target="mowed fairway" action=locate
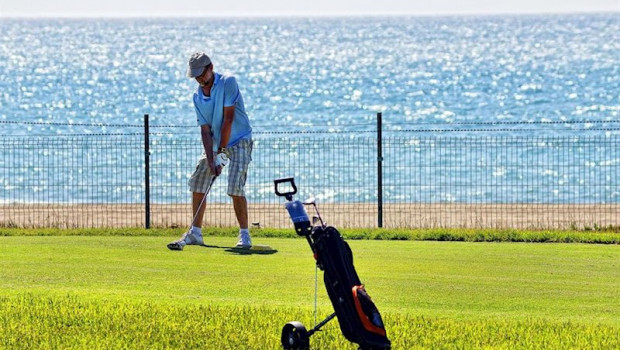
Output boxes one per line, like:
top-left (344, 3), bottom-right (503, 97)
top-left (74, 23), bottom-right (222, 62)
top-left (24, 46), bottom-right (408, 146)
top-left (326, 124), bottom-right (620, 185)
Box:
top-left (0, 235), bottom-right (618, 349)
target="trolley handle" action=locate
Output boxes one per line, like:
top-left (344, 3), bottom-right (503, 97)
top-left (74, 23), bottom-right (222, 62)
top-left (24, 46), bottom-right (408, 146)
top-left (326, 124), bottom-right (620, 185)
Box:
top-left (274, 177), bottom-right (297, 201)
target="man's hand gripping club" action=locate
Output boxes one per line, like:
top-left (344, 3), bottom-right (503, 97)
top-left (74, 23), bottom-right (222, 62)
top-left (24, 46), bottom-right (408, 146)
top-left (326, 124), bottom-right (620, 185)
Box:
top-left (213, 151), bottom-right (229, 176)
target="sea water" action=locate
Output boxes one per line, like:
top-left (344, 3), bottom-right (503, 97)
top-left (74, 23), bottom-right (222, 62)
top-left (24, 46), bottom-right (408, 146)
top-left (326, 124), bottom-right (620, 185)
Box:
top-left (0, 14), bottom-right (618, 203)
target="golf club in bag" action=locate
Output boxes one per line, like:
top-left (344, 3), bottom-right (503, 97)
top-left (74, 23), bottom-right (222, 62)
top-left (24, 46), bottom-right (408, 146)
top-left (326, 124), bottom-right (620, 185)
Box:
top-left (274, 177), bottom-right (391, 350)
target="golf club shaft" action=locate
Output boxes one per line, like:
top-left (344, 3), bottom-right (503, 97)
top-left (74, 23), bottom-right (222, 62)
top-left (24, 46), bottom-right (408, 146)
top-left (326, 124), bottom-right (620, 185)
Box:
top-left (189, 174), bottom-right (216, 228)
top-left (189, 153), bottom-right (228, 229)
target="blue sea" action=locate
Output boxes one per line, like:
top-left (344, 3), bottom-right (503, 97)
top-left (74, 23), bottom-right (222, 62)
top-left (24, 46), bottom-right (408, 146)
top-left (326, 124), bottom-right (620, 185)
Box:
top-left (0, 14), bottom-right (619, 203)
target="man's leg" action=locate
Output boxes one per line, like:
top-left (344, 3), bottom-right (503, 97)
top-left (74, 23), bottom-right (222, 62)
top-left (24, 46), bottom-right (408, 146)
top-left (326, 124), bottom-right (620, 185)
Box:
top-left (231, 195), bottom-right (248, 229)
top-left (166, 192), bottom-right (206, 250)
top-left (167, 155), bottom-right (212, 251)
top-left (227, 139), bottom-right (253, 248)
top-left (232, 195), bottom-right (251, 248)
top-left (192, 191), bottom-right (208, 227)
top-left (187, 154), bottom-right (215, 229)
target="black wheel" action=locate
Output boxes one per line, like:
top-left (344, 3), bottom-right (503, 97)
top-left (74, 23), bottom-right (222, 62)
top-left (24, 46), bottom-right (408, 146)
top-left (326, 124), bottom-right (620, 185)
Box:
top-left (281, 321), bottom-right (310, 349)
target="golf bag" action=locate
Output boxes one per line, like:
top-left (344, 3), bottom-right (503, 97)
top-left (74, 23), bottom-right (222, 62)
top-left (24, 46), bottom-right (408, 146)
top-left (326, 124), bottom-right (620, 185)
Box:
top-left (275, 178), bottom-right (391, 350)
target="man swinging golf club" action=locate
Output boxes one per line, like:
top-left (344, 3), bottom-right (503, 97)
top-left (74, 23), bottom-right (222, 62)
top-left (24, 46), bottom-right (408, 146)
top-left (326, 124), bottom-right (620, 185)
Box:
top-left (168, 52), bottom-right (253, 251)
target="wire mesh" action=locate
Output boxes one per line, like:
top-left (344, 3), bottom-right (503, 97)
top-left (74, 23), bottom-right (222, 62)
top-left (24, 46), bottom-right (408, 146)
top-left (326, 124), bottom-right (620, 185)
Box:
top-left (1, 133), bottom-right (618, 229)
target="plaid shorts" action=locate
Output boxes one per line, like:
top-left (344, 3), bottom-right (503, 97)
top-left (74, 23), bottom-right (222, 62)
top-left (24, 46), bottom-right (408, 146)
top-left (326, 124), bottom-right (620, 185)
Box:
top-left (188, 139), bottom-right (253, 196)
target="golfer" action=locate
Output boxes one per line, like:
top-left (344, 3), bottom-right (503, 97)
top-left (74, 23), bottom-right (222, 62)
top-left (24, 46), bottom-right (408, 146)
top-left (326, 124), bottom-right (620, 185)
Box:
top-left (168, 52), bottom-right (253, 251)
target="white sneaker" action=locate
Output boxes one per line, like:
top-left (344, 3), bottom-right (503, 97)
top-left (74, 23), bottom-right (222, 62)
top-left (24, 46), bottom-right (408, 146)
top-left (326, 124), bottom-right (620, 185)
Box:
top-left (167, 230), bottom-right (204, 251)
top-left (235, 231), bottom-right (252, 249)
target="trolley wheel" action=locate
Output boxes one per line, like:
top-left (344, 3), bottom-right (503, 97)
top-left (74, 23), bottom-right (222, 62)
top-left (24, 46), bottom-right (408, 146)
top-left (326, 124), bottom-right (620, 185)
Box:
top-left (281, 321), bottom-right (310, 349)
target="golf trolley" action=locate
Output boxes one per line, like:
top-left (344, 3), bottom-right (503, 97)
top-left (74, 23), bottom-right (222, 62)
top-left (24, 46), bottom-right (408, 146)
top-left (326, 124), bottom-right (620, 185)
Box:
top-left (274, 178), bottom-right (391, 350)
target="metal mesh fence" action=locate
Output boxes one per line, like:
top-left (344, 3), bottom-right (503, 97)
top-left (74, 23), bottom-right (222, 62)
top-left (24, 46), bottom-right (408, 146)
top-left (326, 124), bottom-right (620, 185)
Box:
top-left (1, 129), bottom-right (618, 229)
top-left (0, 137), bottom-right (145, 227)
top-left (147, 136), bottom-right (380, 229)
top-left (382, 136), bottom-right (619, 229)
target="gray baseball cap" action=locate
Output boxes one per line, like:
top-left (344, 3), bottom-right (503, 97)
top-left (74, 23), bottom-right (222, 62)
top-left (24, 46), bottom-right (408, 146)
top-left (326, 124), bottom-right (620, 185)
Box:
top-left (187, 52), bottom-right (212, 78)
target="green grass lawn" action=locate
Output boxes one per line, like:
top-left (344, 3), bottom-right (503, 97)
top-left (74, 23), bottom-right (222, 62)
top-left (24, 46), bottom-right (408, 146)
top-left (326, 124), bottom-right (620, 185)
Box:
top-left (0, 235), bottom-right (618, 349)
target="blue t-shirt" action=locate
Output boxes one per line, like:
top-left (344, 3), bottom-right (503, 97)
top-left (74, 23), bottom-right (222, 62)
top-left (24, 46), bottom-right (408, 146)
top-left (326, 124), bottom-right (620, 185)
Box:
top-left (193, 73), bottom-right (252, 151)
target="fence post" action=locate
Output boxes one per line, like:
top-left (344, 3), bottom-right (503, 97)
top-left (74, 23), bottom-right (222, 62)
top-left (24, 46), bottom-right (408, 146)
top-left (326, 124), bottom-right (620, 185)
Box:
top-left (377, 112), bottom-right (383, 228)
top-left (144, 114), bottom-right (151, 229)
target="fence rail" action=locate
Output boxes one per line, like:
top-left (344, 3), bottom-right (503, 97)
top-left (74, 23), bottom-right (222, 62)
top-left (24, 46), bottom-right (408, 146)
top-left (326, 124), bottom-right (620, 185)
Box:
top-left (1, 115), bottom-right (619, 230)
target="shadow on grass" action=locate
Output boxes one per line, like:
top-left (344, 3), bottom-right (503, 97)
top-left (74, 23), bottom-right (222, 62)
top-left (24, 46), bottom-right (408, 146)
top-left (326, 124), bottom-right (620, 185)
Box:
top-left (201, 244), bottom-right (278, 255)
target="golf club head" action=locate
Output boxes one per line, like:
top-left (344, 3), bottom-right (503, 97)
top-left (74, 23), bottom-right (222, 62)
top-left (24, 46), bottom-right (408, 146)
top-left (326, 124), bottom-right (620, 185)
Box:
top-left (312, 216), bottom-right (322, 226)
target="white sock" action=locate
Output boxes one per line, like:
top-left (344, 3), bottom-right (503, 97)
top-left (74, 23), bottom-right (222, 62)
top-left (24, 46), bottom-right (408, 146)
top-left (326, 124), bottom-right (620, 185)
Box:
top-left (191, 226), bottom-right (202, 235)
top-left (239, 228), bottom-right (249, 236)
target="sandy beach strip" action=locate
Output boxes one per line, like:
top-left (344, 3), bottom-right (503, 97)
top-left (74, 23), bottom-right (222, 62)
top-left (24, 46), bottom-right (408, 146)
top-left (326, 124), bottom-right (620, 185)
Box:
top-left (1, 203), bottom-right (618, 230)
